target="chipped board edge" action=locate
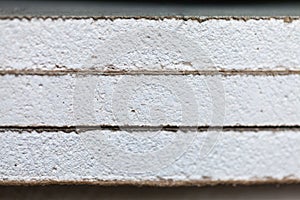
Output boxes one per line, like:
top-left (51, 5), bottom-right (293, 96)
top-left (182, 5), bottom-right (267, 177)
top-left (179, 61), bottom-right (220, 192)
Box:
top-left (1, 178), bottom-right (300, 187)
top-left (0, 16), bottom-right (298, 23)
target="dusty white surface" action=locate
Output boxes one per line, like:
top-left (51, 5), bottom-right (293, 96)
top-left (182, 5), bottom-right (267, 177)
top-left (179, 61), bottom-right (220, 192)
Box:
top-left (1, 18), bottom-right (300, 71)
top-left (0, 130), bottom-right (299, 184)
top-left (1, 16), bottom-right (300, 187)
top-left (0, 74), bottom-right (299, 126)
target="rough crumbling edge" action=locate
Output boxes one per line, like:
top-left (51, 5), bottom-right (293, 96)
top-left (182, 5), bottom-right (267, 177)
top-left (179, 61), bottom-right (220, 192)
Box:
top-left (1, 69), bottom-right (300, 76)
top-left (0, 178), bottom-right (299, 187)
top-left (1, 125), bottom-right (300, 133)
top-left (0, 16), bottom-right (298, 23)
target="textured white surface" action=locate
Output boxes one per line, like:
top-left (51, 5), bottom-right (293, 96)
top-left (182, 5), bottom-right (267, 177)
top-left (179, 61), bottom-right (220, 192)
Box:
top-left (1, 18), bottom-right (300, 71)
top-left (1, 16), bottom-right (300, 186)
top-left (0, 130), bottom-right (299, 184)
top-left (0, 74), bottom-right (299, 126)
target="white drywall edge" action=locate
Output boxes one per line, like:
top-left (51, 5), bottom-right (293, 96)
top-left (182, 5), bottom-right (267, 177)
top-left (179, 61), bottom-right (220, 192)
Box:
top-left (1, 18), bottom-right (300, 71)
top-left (0, 129), bottom-right (299, 186)
top-left (0, 74), bottom-right (299, 126)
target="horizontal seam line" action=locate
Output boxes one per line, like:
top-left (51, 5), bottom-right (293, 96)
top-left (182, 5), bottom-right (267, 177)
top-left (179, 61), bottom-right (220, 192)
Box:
top-left (0, 69), bottom-right (300, 76)
top-left (0, 178), bottom-right (299, 187)
top-left (0, 16), bottom-right (298, 22)
top-left (0, 125), bottom-right (300, 133)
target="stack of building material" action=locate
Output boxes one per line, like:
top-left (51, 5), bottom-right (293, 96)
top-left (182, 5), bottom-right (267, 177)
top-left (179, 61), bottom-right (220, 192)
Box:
top-left (0, 3), bottom-right (300, 186)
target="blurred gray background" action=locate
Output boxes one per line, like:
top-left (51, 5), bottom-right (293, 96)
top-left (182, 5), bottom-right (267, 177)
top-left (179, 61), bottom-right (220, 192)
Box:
top-left (0, 185), bottom-right (300, 200)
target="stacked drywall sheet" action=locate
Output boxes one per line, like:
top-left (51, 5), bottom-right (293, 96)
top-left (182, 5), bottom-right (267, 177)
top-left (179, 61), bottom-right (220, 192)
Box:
top-left (0, 8), bottom-right (300, 186)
